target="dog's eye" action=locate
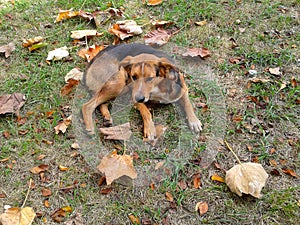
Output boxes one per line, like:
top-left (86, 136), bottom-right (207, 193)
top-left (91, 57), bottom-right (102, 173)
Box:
top-left (131, 75), bottom-right (137, 80)
top-left (156, 68), bottom-right (160, 77)
top-left (145, 77), bottom-right (154, 82)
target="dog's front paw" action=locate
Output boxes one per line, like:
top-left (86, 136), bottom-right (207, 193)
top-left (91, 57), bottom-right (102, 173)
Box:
top-left (144, 122), bottom-right (157, 141)
top-left (188, 117), bottom-right (202, 133)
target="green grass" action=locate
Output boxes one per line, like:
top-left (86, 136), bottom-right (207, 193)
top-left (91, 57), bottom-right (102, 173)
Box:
top-left (1, 0), bottom-right (300, 224)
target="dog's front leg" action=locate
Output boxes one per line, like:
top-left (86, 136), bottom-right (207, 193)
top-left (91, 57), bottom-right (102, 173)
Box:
top-left (178, 92), bottom-right (202, 133)
top-left (135, 103), bottom-right (156, 141)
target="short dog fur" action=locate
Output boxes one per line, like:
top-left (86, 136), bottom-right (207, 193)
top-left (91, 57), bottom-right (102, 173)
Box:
top-left (82, 43), bottom-right (202, 141)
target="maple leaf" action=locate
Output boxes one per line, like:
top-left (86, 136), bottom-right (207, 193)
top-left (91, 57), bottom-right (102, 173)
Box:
top-left (226, 162), bottom-right (268, 198)
top-left (46, 46), bottom-right (69, 61)
top-left (109, 20), bottom-right (143, 40)
top-left (70, 30), bottom-right (103, 39)
top-left (0, 207), bottom-right (36, 225)
top-left (144, 28), bottom-right (171, 46)
top-left (0, 93), bottom-right (26, 116)
top-left (97, 151), bottom-right (137, 185)
top-left (182, 47), bottom-right (211, 58)
top-left (55, 9), bottom-right (79, 23)
top-left (0, 42), bottom-right (15, 58)
top-left (99, 122), bottom-right (132, 140)
top-left (77, 44), bottom-right (105, 62)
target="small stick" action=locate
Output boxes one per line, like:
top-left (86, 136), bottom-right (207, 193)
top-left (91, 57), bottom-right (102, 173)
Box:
top-left (21, 179), bottom-right (33, 208)
top-left (224, 140), bottom-right (242, 165)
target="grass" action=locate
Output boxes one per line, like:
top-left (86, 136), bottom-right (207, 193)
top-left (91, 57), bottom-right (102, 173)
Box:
top-left (1, 0), bottom-right (300, 224)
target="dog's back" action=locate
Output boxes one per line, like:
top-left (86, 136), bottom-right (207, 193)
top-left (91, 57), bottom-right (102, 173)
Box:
top-left (83, 44), bottom-right (174, 93)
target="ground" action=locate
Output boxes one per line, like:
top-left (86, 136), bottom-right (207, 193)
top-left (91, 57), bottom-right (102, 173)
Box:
top-left (0, 0), bottom-right (299, 225)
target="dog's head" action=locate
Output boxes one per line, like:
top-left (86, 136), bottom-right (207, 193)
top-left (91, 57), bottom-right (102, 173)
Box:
top-left (119, 54), bottom-right (185, 103)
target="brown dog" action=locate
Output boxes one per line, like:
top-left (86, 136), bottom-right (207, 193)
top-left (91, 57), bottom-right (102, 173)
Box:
top-left (82, 43), bottom-right (202, 141)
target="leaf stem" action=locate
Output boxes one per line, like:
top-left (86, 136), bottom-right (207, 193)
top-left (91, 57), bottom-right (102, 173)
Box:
top-left (21, 179), bottom-right (32, 208)
top-left (224, 140), bottom-right (242, 165)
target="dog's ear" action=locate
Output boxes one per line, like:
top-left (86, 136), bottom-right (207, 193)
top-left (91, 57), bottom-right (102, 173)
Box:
top-left (158, 58), bottom-right (179, 80)
top-left (119, 56), bottom-right (134, 73)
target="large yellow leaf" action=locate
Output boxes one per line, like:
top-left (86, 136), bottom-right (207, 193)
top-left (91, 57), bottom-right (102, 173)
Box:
top-left (0, 207), bottom-right (36, 225)
top-left (98, 151), bottom-right (137, 185)
top-left (225, 162), bottom-right (268, 198)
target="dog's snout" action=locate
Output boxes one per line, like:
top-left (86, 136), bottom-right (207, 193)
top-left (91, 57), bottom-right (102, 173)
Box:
top-left (135, 95), bottom-right (145, 103)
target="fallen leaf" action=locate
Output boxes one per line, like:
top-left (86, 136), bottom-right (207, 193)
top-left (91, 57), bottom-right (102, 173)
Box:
top-left (22, 36), bottom-right (44, 48)
top-left (268, 67), bottom-right (281, 76)
top-left (154, 161), bottom-right (165, 170)
top-left (54, 115), bottom-right (72, 134)
top-left (146, 0), bottom-right (163, 6)
top-left (151, 20), bottom-right (173, 27)
top-left (30, 164), bottom-right (49, 174)
top-left (58, 165), bottom-right (69, 171)
top-left (290, 76), bottom-right (298, 87)
top-left (36, 154), bottom-right (46, 160)
top-left (193, 174), bottom-right (201, 189)
top-left (63, 213), bottom-right (85, 225)
top-left (109, 20), bottom-right (143, 40)
top-left (225, 162), bottom-right (268, 198)
top-left (195, 20), bottom-right (207, 26)
top-left (41, 188), bottom-right (52, 197)
top-left (195, 202), bottom-right (208, 216)
top-left (211, 174), bottom-right (225, 183)
top-left (55, 9), bottom-right (79, 23)
top-left (46, 46), bottom-right (69, 61)
top-left (99, 122), bottom-right (132, 140)
top-left (248, 77), bottom-right (270, 84)
top-left (44, 200), bottom-right (50, 208)
top-left (165, 192), bottom-right (173, 202)
top-left (51, 206), bottom-right (72, 223)
top-left (0, 193), bottom-right (7, 198)
top-left (70, 30), bottom-right (103, 39)
top-left (282, 168), bottom-right (297, 177)
top-left (0, 42), bottom-right (15, 58)
top-left (0, 207), bottom-right (36, 225)
top-left (0, 93), bottom-right (26, 115)
top-left (64, 68), bottom-right (83, 83)
top-left (100, 187), bottom-right (113, 194)
top-left (60, 78), bottom-right (80, 96)
top-left (28, 42), bottom-right (48, 52)
top-left (128, 214), bottom-right (140, 225)
top-left (269, 159), bottom-right (277, 166)
top-left (0, 156), bottom-right (10, 163)
top-left (97, 150), bottom-right (137, 185)
top-left (77, 44), bottom-right (105, 62)
top-left (144, 28), bottom-right (171, 46)
top-left (182, 47), bottom-right (210, 58)
top-left (270, 169), bottom-right (281, 176)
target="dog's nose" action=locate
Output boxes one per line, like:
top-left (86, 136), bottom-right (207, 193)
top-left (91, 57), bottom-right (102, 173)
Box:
top-left (135, 95), bottom-right (145, 103)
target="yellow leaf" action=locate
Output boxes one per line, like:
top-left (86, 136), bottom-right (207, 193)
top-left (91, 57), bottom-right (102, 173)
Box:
top-left (128, 214), bottom-right (140, 224)
top-left (0, 207), bottom-right (36, 225)
top-left (22, 36), bottom-right (44, 48)
top-left (58, 165), bottom-right (69, 171)
top-left (211, 174), bottom-right (225, 183)
top-left (55, 9), bottom-right (79, 23)
top-left (97, 151), bottom-right (137, 185)
top-left (195, 20), bottom-right (207, 26)
top-left (147, 0), bottom-right (163, 6)
top-left (225, 162), bottom-right (268, 198)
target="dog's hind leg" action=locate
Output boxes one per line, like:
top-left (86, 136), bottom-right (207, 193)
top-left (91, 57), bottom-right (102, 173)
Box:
top-left (135, 103), bottom-right (156, 141)
top-left (99, 103), bottom-right (112, 127)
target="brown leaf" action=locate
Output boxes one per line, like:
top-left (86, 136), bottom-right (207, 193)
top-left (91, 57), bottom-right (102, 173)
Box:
top-left (109, 20), bottom-right (143, 40)
top-left (54, 115), bottom-right (72, 134)
top-left (0, 193), bottom-right (7, 198)
top-left (290, 76), bottom-right (298, 87)
top-left (36, 154), bottom-right (46, 160)
top-left (44, 200), bottom-right (50, 208)
top-left (144, 28), bottom-right (171, 46)
top-left (128, 214), bottom-right (141, 224)
top-left (270, 169), bottom-right (281, 176)
top-left (193, 174), bottom-right (201, 189)
top-left (146, 0), bottom-right (163, 6)
top-left (225, 162), bottom-right (268, 198)
top-left (182, 47), bottom-right (210, 58)
top-left (0, 42), bottom-right (15, 58)
top-left (22, 36), bottom-right (44, 48)
top-left (0, 93), bottom-right (26, 115)
top-left (41, 188), bottom-right (52, 197)
top-left (178, 179), bottom-right (187, 190)
top-left (55, 9), bottom-right (79, 23)
top-left (0, 207), bottom-right (36, 225)
top-left (51, 206), bottom-right (72, 223)
top-left (97, 150), bottom-right (137, 185)
top-left (30, 164), bottom-right (49, 174)
top-left (195, 20), bottom-right (207, 26)
top-left (0, 156), bottom-right (10, 163)
top-left (77, 45), bottom-right (105, 62)
top-left (100, 187), bottom-right (113, 194)
top-left (2, 131), bottom-right (10, 139)
top-left (99, 122), bottom-right (132, 140)
top-left (165, 192), bottom-right (174, 202)
top-left (282, 168), bottom-right (297, 177)
top-left (60, 78), bottom-right (79, 96)
top-left (195, 202), bottom-right (208, 216)
top-left (211, 174), bottom-right (225, 183)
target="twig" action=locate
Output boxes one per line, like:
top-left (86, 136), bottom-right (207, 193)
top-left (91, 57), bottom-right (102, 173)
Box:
top-left (224, 140), bottom-right (242, 165)
top-left (21, 179), bottom-right (32, 208)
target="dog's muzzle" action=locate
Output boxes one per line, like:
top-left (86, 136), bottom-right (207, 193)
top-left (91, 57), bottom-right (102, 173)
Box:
top-left (135, 95), bottom-right (146, 103)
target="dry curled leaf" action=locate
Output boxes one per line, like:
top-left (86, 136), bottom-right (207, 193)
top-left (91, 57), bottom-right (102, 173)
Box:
top-left (211, 174), bottom-right (225, 183)
top-left (51, 206), bottom-right (72, 223)
top-left (30, 164), bottom-right (49, 174)
top-left (195, 202), bottom-right (208, 216)
top-left (70, 30), bottom-right (103, 39)
top-left (225, 162), bottom-right (268, 198)
top-left (109, 20), bottom-right (143, 40)
top-left (22, 36), bottom-right (44, 48)
top-left (0, 93), bottom-right (26, 115)
top-left (146, 0), bottom-right (163, 6)
top-left (55, 9), bottom-right (79, 23)
top-left (99, 122), bottom-right (132, 140)
top-left (282, 168), bottom-right (297, 177)
top-left (0, 42), bottom-right (15, 58)
top-left (182, 47), bottom-right (210, 58)
top-left (60, 78), bottom-right (79, 96)
top-left (63, 213), bottom-right (85, 225)
top-left (77, 44), bottom-right (105, 62)
top-left (195, 20), bottom-right (207, 26)
top-left (64, 68), bottom-right (83, 83)
top-left (128, 214), bottom-right (140, 225)
top-left (0, 207), bottom-right (36, 225)
top-left (144, 28), bottom-right (171, 46)
top-left (46, 46), bottom-right (69, 61)
top-left (54, 115), bottom-right (72, 134)
top-left (41, 188), bottom-right (52, 197)
top-left (268, 67), bottom-right (281, 76)
top-left (97, 150), bottom-right (137, 185)
top-left (165, 192), bottom-right (174, 202)
top-left (58, 165), bottom-right (69, 171)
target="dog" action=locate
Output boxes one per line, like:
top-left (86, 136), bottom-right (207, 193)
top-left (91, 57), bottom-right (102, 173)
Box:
top-left (82, 43), bottom-right (202, 141)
